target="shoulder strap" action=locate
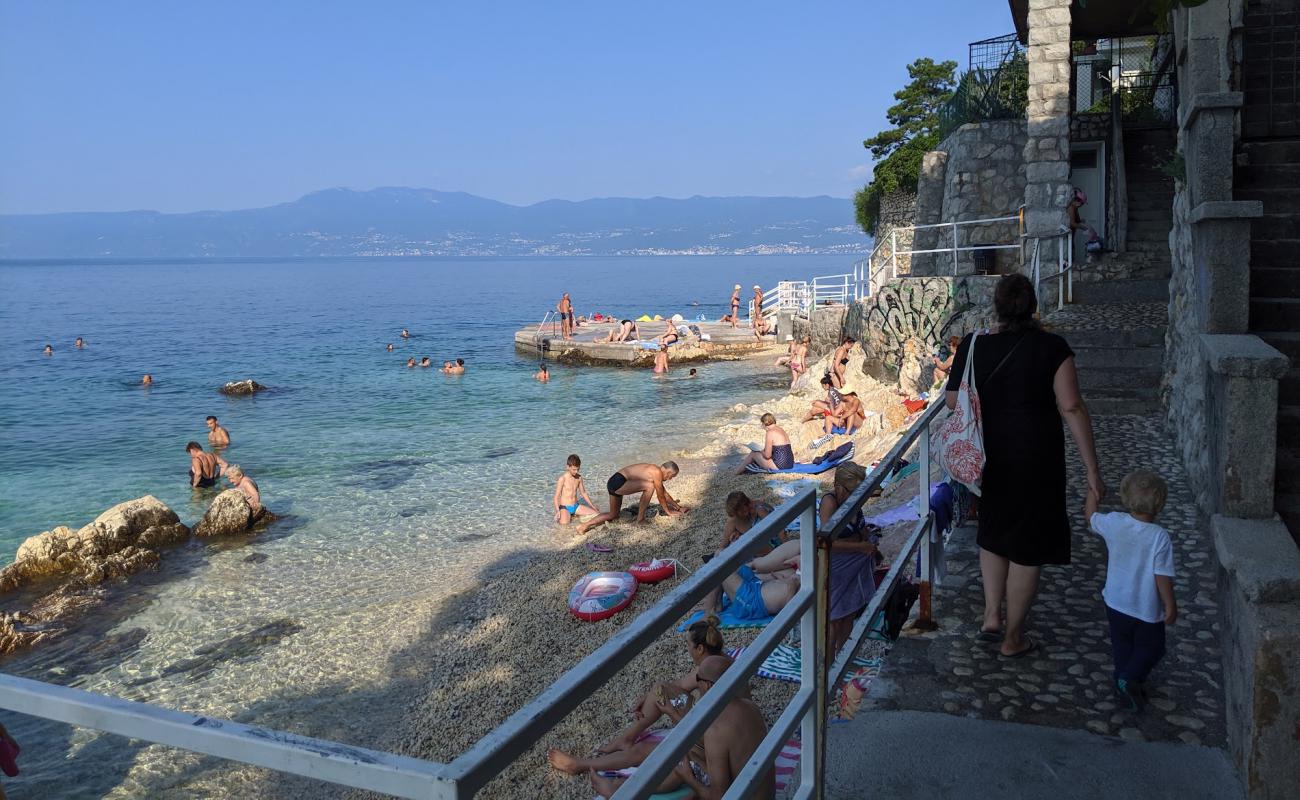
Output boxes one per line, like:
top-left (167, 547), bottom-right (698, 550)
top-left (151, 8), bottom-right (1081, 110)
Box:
top-left (985, 332), bottom-right (1029, 384)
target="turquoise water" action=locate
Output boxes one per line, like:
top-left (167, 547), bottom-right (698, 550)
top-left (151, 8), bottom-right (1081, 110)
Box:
top-left (0, 255), bottom-right (842, 797)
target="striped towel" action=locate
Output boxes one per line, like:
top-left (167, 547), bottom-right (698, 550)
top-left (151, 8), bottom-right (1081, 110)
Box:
top-left (725, 643), bottom-right (882, 685)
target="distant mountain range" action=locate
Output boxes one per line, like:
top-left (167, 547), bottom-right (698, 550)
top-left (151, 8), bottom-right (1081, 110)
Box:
top-left (0, 188), bottom-right (869, 258)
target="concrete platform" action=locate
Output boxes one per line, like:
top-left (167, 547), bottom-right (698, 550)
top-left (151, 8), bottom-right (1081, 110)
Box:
top-left (514, 319), bottom-right (781, 365)
top-left (824, 710), bottom-right (1241, 800)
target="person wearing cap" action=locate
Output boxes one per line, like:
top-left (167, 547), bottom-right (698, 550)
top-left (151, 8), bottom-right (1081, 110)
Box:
top-left (729, 284), bottom-right (741, 328)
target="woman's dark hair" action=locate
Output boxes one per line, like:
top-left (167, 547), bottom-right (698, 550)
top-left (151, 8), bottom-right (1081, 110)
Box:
top-left (686, 614), bottom-right (725, 655)
top-left (993, 274), bottom-right (1040, 333)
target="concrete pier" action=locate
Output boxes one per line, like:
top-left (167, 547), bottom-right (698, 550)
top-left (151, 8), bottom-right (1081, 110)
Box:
top-left (513, 319), bottom-right (781, 366)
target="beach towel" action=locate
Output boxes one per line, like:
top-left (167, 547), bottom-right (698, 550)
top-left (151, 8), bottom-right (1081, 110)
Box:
top-left (745, 443), bottom-right (855, 475)
top-left (677, 594), bottom-right (774, 631)
top-left (638, 340), bottom-right (680, 350)
top-left (595, 733), bottom-right (800, 798)
top-left (636, 314), bottom-right (653, 322)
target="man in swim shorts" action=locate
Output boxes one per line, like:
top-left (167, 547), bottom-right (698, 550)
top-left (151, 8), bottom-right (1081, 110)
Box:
top-left (557, 293), bottom-right (574, 340)
top-left (186, 442), bottom-right (222, 488)
top-left (205, 415), bottom-right (231, 447)
top-left (576, 462), bottom-right (688, 534)
top-left (729, 284), bottom-right (741, 328)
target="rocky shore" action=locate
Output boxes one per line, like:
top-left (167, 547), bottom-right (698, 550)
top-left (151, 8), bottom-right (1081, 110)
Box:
top-left (0, 490), bottom-right (275, 656)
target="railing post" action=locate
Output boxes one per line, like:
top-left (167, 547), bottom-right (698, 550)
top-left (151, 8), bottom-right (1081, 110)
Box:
top-left (1056, 236), bottom-right (1065, 312)
top-left (799, 497), bottom-right (825, 800)
top-left (950, 221), bottom-right (958, 276)
top-left (890, 229), bottom-right (898, 278)
top-left (913, 418), bottom-right (938, 631)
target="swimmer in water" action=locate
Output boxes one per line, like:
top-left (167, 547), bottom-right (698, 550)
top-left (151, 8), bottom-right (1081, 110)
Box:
top-left (401, 329), bottom-right (410, 339)
top-left (688, 368), bottom-right (698, 377)
top-left (186, 441), bottom-right (222, 488)
top-left (75, 337), bottom-right (85, 349)
top-left (447, 358), bottom-right (465, 375)
top-left (553, 454), bottom-right (599, 524)
top-left (206, 415), bottom-right (231, 447)
top-left (442, 361), bottom-right (453, 372)
top-left (406, 357), bottom-right (417, 368)
top-left (386, 343), bottom-right (394, 352)
top-left (535, 364), bottom-right (550, 382)
top-left (43, 344), bottom-right (53, 356)
top-left (653, 345), bottom-right (669, 374)
top-left (420, 357), bottom-right (432, 368)
top-left (142, 373), bottom-right (153, 385)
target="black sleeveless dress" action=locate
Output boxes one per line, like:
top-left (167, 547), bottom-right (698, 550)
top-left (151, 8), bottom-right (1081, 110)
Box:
top-left (946, 328), bottom-right (1075, 566)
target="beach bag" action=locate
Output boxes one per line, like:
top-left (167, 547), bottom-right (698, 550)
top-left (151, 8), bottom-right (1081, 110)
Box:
top-left (930, 333), bottom-right (987, 495)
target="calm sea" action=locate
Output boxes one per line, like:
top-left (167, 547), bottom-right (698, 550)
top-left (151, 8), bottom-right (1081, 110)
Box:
top-left (0, 255), bottom-right (844, 797)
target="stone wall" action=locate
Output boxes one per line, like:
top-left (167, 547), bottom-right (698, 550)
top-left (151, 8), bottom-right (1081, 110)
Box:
top-left (843, 276), bottom-right (999, 381)
top-left (792, 305), bottom-right (849, 359)
top-left (1071, 112), bottom-right (1110, 141)
top-left (912, 121), bottom-right (1028, 277)
top-left (876, 190), bottom-right (919, 276)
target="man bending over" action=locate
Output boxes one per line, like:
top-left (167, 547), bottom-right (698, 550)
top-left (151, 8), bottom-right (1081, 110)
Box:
top-left (577, 462), bottom-right (688, 534)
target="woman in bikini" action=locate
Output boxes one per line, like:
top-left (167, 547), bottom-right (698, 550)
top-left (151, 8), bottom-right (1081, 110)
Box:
top-left (789, 336), bottom-right (810, 388)
top-left (655, 319), bottom-right (679, 346)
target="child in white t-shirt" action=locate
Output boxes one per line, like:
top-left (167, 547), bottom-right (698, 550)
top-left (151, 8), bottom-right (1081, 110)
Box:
top-left (1087, 470), bottom-right (1177, 711)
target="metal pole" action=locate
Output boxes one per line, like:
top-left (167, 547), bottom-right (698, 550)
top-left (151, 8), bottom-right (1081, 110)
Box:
top-left (798, 497), bottom-right (822, 799)
top-left (950, 222), bottom-right (959, 276)
top-left (890, 229), bottom-right (898, 278)
top-left (1057, 237), bottom-right (1065, 311)
top-left (913, 418), bottom-right (938, 631)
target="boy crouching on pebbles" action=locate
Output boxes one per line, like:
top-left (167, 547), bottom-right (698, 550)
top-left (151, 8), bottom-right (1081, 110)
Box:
top-left (1087, 470), bottom-right (1177, 711)
top-left (553, 454), bottom-right (599, 525)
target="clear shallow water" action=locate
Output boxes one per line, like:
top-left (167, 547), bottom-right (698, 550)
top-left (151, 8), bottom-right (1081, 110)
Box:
top-left (0, 255), bottom-right (843, 797)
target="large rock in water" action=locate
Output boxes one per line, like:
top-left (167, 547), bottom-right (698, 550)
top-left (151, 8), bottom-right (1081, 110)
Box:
top-left (0, 496), bottom-right (189, 592)
top-left (193, 489), bottom-right (274, 537)
top-left (219, 379), bottom-right (267, 396)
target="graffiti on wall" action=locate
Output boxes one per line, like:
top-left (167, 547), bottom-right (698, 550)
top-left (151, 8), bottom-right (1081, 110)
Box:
top-left (861, 277), bottom-right (954, 372)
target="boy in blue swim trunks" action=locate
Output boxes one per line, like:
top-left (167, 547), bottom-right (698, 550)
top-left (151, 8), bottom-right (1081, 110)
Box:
top-left (553, 454), bottom-right (599, 525)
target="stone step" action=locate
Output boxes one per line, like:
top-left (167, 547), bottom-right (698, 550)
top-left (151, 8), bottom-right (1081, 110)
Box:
top-left (1072, 346), bottom-right (1165, 369)
top-left (1072, 278), bottom-right (1169, 305)
top-left (1128, 209), bottom-right (1175, 223)
top-left (1253, 213), bottom-right (1300, 240)
top-left (1077, 366), bottom-right (1164, 390)
top-left (1257, 331), bottom-right (1300, 361)
top-left (1236, 163), bottom-right (1300, 190)
top-left (1253, 267), bottom-right (1300, 298)
top-left (1237, 187), bottom-right (1300, 215)
top-left (1251, 297), bottom-right (1300, 332)
top-left (1240, 140), bottom-right (1300, 165)
top-left (1087, 389), bottom-right (1162, 416)
top-left (1058, 327), bottom-right (1167, 348)
top-left (1251, 239), bottom-right (1300, 269)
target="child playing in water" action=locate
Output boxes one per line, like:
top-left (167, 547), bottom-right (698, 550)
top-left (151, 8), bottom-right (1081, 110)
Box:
top-left (553, 454), bottom-right (599, 524)
top-left (1087, 469), bottom-right (1176, 711)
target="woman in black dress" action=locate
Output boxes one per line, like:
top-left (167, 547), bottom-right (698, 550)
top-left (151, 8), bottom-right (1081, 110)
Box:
top-left (945, 274), bottom-right (1104, 658)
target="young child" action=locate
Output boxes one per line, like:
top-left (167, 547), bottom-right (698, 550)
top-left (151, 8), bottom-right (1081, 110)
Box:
top-left (1087, 470), bottom-right (1177, 711)
top-left (553, 454), bottom-right (598, 525)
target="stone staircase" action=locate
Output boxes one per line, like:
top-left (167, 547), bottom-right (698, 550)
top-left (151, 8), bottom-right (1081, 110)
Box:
top-left (1122, 128), bottom-right (1177, 280)
top-left (1238, 137), bottom-right (1300, 537)
top-left (1044, 278), bottom-right (1169, 416)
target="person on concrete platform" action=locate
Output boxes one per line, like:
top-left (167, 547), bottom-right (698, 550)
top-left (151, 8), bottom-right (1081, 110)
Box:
top-left (946, 273), bottom-right (1105, 658)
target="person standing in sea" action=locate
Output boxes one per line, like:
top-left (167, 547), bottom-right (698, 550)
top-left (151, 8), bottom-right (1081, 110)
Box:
top-left (206, 416), bottom-right (231, 447)
top-left (186, 442), bottom-right (222, 489)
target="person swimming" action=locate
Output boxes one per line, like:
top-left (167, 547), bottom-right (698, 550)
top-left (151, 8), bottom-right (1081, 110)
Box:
top-left (206, 415), bottom-right (231, 447)
top-left (406, 357), bottom-right (417, 368)
top-left (446, 358), bottom-right (465, 374)
top-left (386, 343), bottom-right (394, 352)
top-left (420, 357), bottom-right (432, 368)
top-left (42, 344), bottom-right (52, 356)
top-left (74, 337), bottom-right (85, 349)
top-left (535, 364), bottom-right (550, 382)
top-left (400, 328), bottom-right (410, 339)
top-left (141, 373), bottom-right (153, 385)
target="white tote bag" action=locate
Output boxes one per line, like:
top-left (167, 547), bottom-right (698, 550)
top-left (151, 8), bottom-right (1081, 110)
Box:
top-left (931, 333), bottom-right (987, 495)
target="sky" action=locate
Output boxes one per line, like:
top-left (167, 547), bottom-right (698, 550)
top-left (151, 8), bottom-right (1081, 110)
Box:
top-left (0, 1), bottom-right (1012, 215)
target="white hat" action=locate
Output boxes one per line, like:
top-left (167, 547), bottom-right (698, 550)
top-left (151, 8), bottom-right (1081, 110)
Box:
top-left (753, 285), bottom-right (761, 290)
top-left (734, 284), bottom-right (741, 290)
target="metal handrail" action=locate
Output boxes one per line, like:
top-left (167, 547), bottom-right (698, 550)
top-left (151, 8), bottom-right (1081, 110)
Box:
top-left (1029, 231), bottom-right (1075, 311)
top-left (862, 208), bottom-right (1026, 297)
top-left (0, 401), bottom-right (954, 800)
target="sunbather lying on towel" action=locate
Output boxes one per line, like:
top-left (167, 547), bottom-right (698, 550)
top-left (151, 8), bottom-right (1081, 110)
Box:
top-left (697, 544), bottom-right (799, 622)
top-left (599, 319), bottom-right (639, 343)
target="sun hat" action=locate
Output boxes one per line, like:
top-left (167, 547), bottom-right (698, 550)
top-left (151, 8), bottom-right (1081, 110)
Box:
top-left (733, 284), bottom-right (741, 290)
top-left (753, 285), bottom-right (761, 290)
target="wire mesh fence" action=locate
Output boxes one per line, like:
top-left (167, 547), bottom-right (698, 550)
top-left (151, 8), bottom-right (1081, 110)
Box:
top-left (1071, 35), bottom-right (1177, 127)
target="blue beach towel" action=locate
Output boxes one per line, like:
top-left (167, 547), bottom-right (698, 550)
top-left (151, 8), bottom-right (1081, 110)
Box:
top-left (637, 340), bottom-right (680, 350)
top-left (746, 443), bottom-right (855, 475)
top-left (677, 594), bottom-right (775, 632)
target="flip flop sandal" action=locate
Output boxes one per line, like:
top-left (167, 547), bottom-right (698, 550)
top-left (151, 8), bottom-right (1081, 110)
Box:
top-left (1000, 637), bottom-right (1038, 659)
top-left (976, 629), bottom-right (1003, 643)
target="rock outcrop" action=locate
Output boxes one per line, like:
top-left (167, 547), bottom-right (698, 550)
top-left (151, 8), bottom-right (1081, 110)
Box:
top-left (219, 379), bottom-right (267, 396)
top-left (0, 496), bottom-right (188, 592)
top-left (194, 490), bottom-right (260, 537)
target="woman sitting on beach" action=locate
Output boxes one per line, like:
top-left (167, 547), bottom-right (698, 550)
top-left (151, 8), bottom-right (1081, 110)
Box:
top-left (748, 463), bottom-right (879, 661)
top-left (723, 490), bottom-right (775, 552)
top-left (734, 413), bottom-right (794, 474)
top-left (546, 615), bottom-right (740, 773)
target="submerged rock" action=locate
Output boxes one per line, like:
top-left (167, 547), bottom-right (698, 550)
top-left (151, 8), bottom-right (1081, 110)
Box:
top-left (218, 379), bottom-right (267, 396)
top-left (194, 490), bottom-right (276, 537)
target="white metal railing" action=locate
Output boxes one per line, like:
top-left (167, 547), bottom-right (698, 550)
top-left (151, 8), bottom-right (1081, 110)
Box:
top-left (1029, 231), bottom-right (1075, 311)
top-left (0, 401), bottom-right (952, 800)
top-left (811, 273), bottom-right (853, 307)
top-left (748, 281), bottom-right (809, 320)
top-left (864, 209), bottom-right (1025, 296)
